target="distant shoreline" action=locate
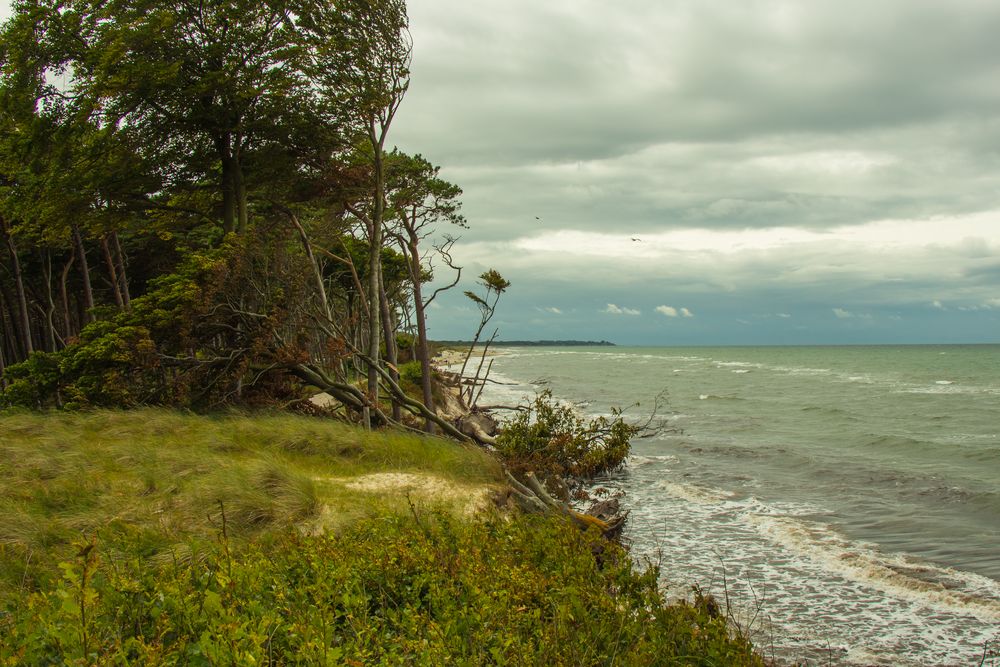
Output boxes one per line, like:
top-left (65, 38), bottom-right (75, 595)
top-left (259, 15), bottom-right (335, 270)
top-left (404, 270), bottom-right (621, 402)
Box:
top-left (433, 340), bottom-right (616, 347)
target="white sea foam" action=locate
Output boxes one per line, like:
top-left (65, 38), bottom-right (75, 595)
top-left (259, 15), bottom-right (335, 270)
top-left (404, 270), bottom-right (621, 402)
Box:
top-left (629, 454), bottom-right (679, 466)
top-left (773, 365), bottom-right (833, 375)
top-left (655, 480), bottom-right (735, 504)
top-left (935, 380), bottom-right (954, 385)
top-left (898, 384), bottom-right (1000, 395)
top-left (745, 514), bottom-right (1000, 622)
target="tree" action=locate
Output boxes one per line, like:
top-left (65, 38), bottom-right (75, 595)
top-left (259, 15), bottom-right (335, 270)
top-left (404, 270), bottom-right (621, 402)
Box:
top-left (0, 0), bottom-right (507, 444)
top-left (303, 0), bottom-right (411, 427)
top-left (7, 0), bottom-right (341, 235)
top-left (459, 269), bottom-right (511, 407)
top-left (385, 151), bottom-right (465, 431)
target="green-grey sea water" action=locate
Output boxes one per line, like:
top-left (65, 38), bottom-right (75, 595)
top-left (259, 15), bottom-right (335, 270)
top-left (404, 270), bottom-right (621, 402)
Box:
top-left (478, 345), bottom-right (1000, 666)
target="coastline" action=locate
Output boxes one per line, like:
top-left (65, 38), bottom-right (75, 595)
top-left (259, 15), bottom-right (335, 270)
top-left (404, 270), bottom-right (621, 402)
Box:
top-left (0, 405), bottom-right (764, 665)
top-left (473, 344), bottom-right (1000, 666)
top-left (430, 344), bottom-right (502, 368)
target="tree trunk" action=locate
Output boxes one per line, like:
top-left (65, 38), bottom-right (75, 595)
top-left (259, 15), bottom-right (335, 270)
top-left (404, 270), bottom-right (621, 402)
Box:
top-left (111, 231), bottom-right (130, 308)
top-left (217, 133), bottom-right (236, 235)
top-left (2, 219), bottom-right (33, 356)
top-left (101, 235), bottom-right (125, 309)
top-left (378, 276), bottom-right (401, 422)
top-left (365, 120), bottom-right (385, 428)
top-left (60, 253), bottom-right (76, 339)
top-left (407, 235), bottom-right (436, 433)
top-left (0, 319), bottom-right (7, 390)
top-left (1, 288), bottom-right (14, 382)
top-left (72, 225), bottom-right (95, 323)
top-left (40, 248), bottom-right (58, 351)
top-left (0, 280), bottom-right (23, 363)
top-left (234, 143), bottom-right (248, 235)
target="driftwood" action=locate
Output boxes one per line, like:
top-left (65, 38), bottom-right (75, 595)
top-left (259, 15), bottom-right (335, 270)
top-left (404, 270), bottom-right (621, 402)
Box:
top-left (457, 412), bottom-right (497, 446)
top-left (506, 471), bottom-right (626, 539)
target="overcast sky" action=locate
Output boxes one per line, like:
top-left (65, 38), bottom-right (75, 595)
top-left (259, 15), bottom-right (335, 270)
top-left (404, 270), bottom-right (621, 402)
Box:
top-left (4, 1), bottom-right (999, 345)
top-left (390, 0), bottom-right (1000, 344)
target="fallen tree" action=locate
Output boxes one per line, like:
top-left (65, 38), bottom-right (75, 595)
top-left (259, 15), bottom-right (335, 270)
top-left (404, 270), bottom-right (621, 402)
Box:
top-left (506, 470), bottom-right (626, 539)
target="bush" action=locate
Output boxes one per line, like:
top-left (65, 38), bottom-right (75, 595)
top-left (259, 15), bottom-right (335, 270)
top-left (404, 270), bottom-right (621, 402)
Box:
top-left (496, 389), bottom-right (637, 481)
top-left (0, 247), bottom-right (226, 409)
top-left (398, 359), bottom-right (423, 386)
top-left (0, 513), bottom-right (763, 666)
top-left (1, 230), bottom-right (311, 410)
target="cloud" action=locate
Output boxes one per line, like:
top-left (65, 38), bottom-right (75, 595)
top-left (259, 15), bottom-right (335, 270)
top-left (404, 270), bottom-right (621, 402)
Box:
top-left (537, 306), bottom-right (563, 314)
top-left (605, 303), bottom-right (640, 316)
top-left (932, 300), bottom-right (945, 309)
top-left (656, 305), bottom-right (695, 318)
top-left (833, 308), bottom-right (873, 320)
top-left (375, 0), bottom-right (1000, 343)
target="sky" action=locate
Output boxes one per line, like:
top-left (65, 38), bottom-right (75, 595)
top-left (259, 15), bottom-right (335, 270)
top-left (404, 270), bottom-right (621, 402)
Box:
top-left (4, 1), bottom-right (999, 345)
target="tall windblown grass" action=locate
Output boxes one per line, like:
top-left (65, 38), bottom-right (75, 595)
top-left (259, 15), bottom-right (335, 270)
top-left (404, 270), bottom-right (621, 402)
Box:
top-left (0, 409), bottom-right (501, 600)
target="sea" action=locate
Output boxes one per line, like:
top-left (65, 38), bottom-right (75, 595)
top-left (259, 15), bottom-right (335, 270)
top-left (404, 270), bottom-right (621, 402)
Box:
top-left (474, 345), bottom-right (1000, 666)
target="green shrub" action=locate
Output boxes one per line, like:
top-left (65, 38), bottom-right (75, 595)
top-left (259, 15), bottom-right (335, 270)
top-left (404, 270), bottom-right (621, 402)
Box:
top-left (0, 513), bottom-right (763, 666)
top-left (0, 247), bottom-right (225, 409)
top-left (496, 389), bottom-right (637, 481)
top-left (399, 359), bottom-right (423, 386)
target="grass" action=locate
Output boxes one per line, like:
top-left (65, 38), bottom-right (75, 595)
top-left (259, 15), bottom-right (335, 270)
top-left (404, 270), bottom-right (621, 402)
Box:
top-left (0, 409), bottom-right (768, 665)
top-left (0, 408), bottom-right (503, 601)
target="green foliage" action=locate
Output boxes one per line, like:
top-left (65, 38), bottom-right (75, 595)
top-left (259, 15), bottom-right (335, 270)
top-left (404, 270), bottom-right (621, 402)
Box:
top-left (0, 246), bottom-right (226, 409)
top-left (0, 409), bottom-right (503, 600)
top-left (0, 512), bottom-right (763, 666)
top-left (398, 359), bottom-right (423, 386)
top-left (496, 390), bottom-right (637, 481)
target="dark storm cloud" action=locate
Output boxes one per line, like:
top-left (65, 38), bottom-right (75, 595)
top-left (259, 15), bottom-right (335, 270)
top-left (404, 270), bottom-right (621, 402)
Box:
top-left (400, 0), bottom-right (1000, 159)
top-left (392, 0), bottom-right (1000, 251)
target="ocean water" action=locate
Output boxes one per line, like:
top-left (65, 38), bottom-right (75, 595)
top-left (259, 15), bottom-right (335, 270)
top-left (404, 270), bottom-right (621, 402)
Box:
top-left (476, 345), bottom-right (1000, 666)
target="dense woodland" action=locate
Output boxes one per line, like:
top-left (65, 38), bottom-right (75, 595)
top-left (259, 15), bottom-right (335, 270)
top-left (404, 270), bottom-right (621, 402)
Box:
top-left (0, 0), bottom-right (504, 431)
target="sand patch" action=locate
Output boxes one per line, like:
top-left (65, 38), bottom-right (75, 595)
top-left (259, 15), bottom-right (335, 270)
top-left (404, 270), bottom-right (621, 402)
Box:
top-left (431, 346), bottom-right (501, 368)
top-left (343, 472), bottom-right (493, 514)
top-left (306, 472), bottom-right (495, 534)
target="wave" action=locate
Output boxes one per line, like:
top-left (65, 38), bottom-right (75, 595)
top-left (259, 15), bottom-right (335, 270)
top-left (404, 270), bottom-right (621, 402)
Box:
top-left (772, 365), bottom-right (834, 376)
top-left (713, 360), bottom-right (762, 370)
top-left (629, 454), bottom-right (679, 467)
top-left (654, 480), bottom-right (735, 504)
top-left (863, 434), bottom-right (936, 452)
top-left (698, 393), bottom-right (746, 401)
top-left (800, 405), bottom-right (848, 416)
top-left (745, 514), bottom-right (1000, 622)
top-left (898, 383), bottom-right (1000, 395)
